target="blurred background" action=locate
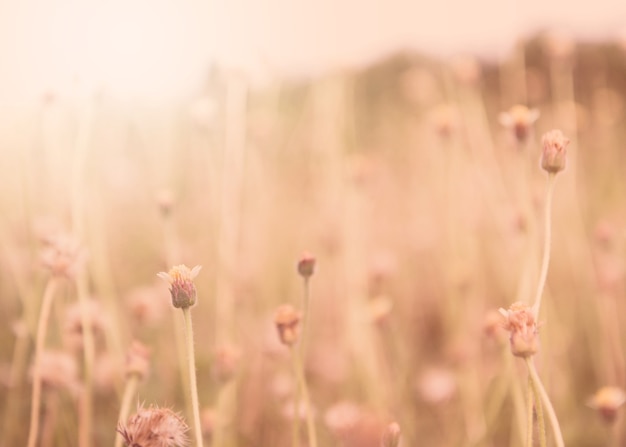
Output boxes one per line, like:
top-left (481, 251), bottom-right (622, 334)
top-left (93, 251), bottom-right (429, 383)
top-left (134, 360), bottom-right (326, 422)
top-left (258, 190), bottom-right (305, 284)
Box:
top-left (1, 1), bottom-right (626, 447)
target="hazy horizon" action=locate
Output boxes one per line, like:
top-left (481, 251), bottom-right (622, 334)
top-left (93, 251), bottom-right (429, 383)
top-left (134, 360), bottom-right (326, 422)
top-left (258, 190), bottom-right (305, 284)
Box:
top-left (1, 0), bottom-right (625, 100)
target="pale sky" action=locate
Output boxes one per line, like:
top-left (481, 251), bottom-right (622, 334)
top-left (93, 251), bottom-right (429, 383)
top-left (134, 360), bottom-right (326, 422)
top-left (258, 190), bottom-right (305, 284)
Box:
top-left (1, 0), bottom-right (625, 100)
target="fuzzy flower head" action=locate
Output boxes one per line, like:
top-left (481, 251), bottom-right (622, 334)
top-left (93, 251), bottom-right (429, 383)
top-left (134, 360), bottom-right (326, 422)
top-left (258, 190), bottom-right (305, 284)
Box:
top-left (588, 386), bottom-right (626, 424)
top-left (117, 405), bottom-right (189, 447)
top-left (499, 105), bottom-right (540, 144)
top-left (499, 302), bottom-right (538, 358)
top-left (157, 265), bottom-right (201, 309)
top-left (541, 129), bottom-right (569, 174)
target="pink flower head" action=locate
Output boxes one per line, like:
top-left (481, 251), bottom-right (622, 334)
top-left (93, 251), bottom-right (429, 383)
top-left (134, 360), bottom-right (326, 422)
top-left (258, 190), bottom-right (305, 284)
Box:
top-left (157, 265), bottom-right (202, 309)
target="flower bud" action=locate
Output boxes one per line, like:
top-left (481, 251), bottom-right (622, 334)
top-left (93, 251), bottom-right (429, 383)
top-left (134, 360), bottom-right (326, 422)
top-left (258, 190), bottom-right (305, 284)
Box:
top-left (274, 305), bottom-right (302, 347)
top-left (499, 302), bottom-right (538, 358)
top-left (297, 253), bottom-right (316, 279)
top-left (541, 129), bottom-right (569, 174)
top-left (157, 265), bottom-right (202, 308)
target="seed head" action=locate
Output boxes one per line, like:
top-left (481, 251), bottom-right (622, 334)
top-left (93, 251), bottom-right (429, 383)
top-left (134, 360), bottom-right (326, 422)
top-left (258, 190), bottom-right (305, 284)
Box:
top-left (499, 105), bottom-right (540, 144)
top-left (499, 302), bottom-right (538, 358)
top-left (117, 405), bottom-right (189, 447)
top-left (588, 386), bottom-right (626, 424)
top-left (297, 253), bottom-right (316, 279)
top-left (274, 305), bottom-right (302, 347)
top-left (157, 265), bottom-right (202, 309)
top-left (541, 129), bottom-right (569, 174)
top-left (380, 422), bottom-right (401, 447)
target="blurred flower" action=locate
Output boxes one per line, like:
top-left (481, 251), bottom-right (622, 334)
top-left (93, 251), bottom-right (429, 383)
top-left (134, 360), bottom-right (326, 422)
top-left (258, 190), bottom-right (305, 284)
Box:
top-left (416, 367), bottom-right (457, 404)
top-left (297, 252), bottom-right (316, 279)
top-left (540, 129), bottom-right (569, 174)
top-left (117, 405), bottom-right (189, 447)
top-left (126, 340), bottom-right (151, 380)
top-left (32, 350), bottom-right (78, 393)
top-left (499, 105), bottom-right (540, 145)
top-left (274, 305), bottom-right (302, 347)
top-left (499, 302), bottom-right (538, 358)
top-left (429, 103), bottom-right (461, 139)
top-left (127, 284), bottom-right (169, 327)
top-left (157, 265), bottom-right (202, 309)
top-left (40, 233), bottom-right (87, 279)
top-left (212, 343), bottom-right (241, 383)
top-left (63, 299), bottom-right (109, 351)
top-left (588, 386), bottom-right (626, 424)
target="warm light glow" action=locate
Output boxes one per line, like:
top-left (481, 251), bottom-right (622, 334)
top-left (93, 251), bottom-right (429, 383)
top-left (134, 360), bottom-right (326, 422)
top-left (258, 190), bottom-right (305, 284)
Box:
top-left (1, 0), bottom-right (625, 100)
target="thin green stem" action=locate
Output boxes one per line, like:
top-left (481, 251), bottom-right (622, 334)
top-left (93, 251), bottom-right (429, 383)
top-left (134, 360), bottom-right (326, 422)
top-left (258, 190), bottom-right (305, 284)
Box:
top-left (532, 174), bottom-right (557, 316)
top-left (525, 358), bottom-right (564, 447)
top-left (292, 346), bottom-right (317, 447)
top-left (182, 307), bottom-right (204, 447)
top-left (114, 374), bottom-right (139, 447)
top-left (27, 278), bottom-right (59, 447)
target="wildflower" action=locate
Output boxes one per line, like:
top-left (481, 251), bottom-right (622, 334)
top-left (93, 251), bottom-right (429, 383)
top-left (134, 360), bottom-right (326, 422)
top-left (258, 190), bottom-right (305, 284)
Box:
top-left (32, 350), bottom-right (78, 393)
top-left (274, 305), bottom-right (302, 347)
top-left (499, 302), bottom-right (538, 358)
top-left (157, 265), bottom-right (202, 309)
top-left (117, 405), bottom-right (189, 447)
top-left (498, 105), bottom-right (540, 144)
top-left (541, 130), bottom-right (569, 174)
top-left (297, 253), bottom-right (316, 279)
top-left (40, 233), bottom-right (86, 279)
top-left (588, 386), bottom-right (626, 424)
top-left (380, 422), bottom-right (401, 447)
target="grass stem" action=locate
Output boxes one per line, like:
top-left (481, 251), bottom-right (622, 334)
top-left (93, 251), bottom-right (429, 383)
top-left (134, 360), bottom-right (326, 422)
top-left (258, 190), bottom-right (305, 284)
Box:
top-left (27, 278), bottom-right (59, 447)
top-left (182, 307), bottom-right (204, 447)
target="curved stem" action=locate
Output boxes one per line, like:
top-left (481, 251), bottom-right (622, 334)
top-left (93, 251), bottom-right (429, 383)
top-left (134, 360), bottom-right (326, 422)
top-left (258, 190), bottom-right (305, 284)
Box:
top-left (114, 374), bottom-right (139, 447)
top-left (525, 358), bottom-right (564, 447)
top-left (532, 174), bottom-right (557, 316)
top-left (182, 307), bottom-right (204, 447)
top-left (27, 278), bottom-right (59, 447)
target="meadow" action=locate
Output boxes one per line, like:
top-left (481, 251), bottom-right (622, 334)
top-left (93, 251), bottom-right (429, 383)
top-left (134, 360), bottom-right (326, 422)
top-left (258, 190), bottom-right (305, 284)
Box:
top-left (1, 32), bottom-right (626, 447)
